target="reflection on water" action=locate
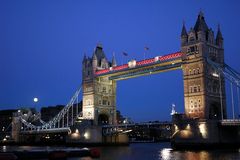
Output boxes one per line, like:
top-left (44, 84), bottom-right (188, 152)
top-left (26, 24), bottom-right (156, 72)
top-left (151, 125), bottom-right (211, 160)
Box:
top-left (1, 143), bottom-right (240, 160)
top-left (159, 148), bottom-right (171, 160)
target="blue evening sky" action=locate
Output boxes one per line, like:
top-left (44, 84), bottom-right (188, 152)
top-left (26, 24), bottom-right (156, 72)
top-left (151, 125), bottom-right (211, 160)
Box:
top-left (0, 0), bottom-right (240, 122)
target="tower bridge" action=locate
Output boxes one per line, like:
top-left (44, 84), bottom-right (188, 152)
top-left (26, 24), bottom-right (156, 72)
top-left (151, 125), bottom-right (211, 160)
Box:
top-left (10, 12), bottom-right (240, 146)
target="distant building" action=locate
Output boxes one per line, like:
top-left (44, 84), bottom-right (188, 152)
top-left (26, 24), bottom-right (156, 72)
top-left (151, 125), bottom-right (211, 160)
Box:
top-left (0, 109), bottom-right (17, 139)
top-left (40, 102), bottom-right (82, 122)
top-left (40, 105), bottom-right (65, 122)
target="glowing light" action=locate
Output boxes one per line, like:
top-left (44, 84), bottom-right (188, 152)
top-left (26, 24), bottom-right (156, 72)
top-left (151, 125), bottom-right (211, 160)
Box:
top-left (3, 146), bottom-right (6, 152)
top-left (71, 129), bottom-right (80, 138)
top-left (45, 135), bottom-right (50, 139)
top-left (33, 97), bottom-right (38, 103)
top-left (3, 138), bottom-right (7, 141)
top-left (199, 123), bottom-right (208, 138)
top-left (75, 129), bottom-right (79, 134)
top-left (174, 124), bottom-right (178, 131)
top-left (212, 72), bottom-right (219, 77)
top-left (128, 60), bottom-right (136, 68)
top-left (122, 129), bottom-right (132, 133)
top-left (186, 124), bottom-right (191, 130)
top-left (84, 132), bottom-right (90, 139)
top-left (159, 148), bottom-right (172, 160)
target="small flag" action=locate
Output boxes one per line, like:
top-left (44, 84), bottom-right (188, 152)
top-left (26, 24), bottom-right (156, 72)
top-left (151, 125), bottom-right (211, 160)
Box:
top-left (123, 52), bottom-right (128, 56)
top-left (144, 46), bottom-right (149, 51)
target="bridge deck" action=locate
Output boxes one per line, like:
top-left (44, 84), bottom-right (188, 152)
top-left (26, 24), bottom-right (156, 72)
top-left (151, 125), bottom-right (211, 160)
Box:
top-left (220, 119), bottom-right (240, 126)
top-left (20, 127), bottom-right (70, 134)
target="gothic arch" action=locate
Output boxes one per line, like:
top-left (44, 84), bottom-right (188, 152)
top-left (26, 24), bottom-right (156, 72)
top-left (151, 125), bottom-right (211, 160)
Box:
top-left (98, 114), bottom-right (109, 125)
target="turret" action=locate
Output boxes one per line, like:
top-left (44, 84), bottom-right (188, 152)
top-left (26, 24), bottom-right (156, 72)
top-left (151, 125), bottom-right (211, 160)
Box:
top-left (208, 28), bottom-right (214, 44)
top-left (194, 11), bottom-right (208, 42)
top-left (181, 22), bottom-right (188, 45)
top-left (112, 53), bottom-right (117, 67)
top-left (83, 53), bottom-right (87, 63)
top-left (188, 27), bottom-right (196, 42)
top-left (216, 24), bottom-right (223, 48)
top-left (92, 52), bottom-right (98, 71)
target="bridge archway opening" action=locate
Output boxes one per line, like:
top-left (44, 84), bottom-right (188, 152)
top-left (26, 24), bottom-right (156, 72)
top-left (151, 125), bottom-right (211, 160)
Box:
top-left (117, 70), bottom-right (184, 122)
top-left (209, 103), bottom-right (221, 119)
top-left (98, 114), bottom-right (109, 125)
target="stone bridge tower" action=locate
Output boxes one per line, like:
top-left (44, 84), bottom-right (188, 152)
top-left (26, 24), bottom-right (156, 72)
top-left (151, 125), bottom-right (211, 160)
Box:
top-left (181, 12), bottom-right (226, 119)
top-left (82, 44), bottom-right (117, 125)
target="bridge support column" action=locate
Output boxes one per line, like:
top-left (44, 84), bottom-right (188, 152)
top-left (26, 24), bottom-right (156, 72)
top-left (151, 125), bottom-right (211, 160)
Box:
top-left (12, 112), bottom-right (21, 142)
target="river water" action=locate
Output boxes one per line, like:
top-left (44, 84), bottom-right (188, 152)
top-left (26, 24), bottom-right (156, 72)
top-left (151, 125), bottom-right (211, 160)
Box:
top-left (1, 142), bottom-right (240, 160)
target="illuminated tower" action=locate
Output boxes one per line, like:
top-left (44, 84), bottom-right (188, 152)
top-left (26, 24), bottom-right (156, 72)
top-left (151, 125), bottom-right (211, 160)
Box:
top-left (181, 12), bottom-right (226, 119)
top-left (82, 44), bottom-right (117, 125)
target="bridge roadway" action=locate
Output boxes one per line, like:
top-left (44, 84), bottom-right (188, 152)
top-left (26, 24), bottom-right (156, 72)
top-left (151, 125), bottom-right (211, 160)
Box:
top-left (19, 122), bottom-right (172, 135)
top-left (20, 127), bottom-right (71, 134)
top-left (220, 119), bottom-right (240, 126)
top-left (95, 52), bottom-right (184, 80)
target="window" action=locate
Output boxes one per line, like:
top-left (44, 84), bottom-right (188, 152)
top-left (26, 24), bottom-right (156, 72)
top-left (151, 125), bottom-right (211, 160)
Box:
top-left (103, 100), bottom-right (107, 105)
top-left (196, 68), bottom-right (200, 74)
top-left (189, 69), bottom-right (192, 75)
top-left (198, 85), bottom-right (201, 92)
top-left (102, 87), bottom-right (106, 93)
top-left (99, 100), bottom-right (102, 105)
top-left (190, 37), bottom-right (195, 42)
top-left (190, 46), bottom-right (195, 52)
top-left (86, 99), bottom-right (91, 105)
top-left (189, 86), bottom-right (192, 93)
top-left (194, 86), bottom-right (198, 92)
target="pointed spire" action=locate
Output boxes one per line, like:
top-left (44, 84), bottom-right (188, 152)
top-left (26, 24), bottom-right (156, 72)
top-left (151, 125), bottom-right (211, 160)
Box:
top-left (216, 24), bottom-right (223, 39)
top-left (93, 43), bottom-right (106, 61)
top-left (112, 52), bottom-right (117, 67)
top-left (194, 11), bottom-right (208, 32)
top-left (181, 21), bottom-right (188, 37)
top-left (82, 53), bottom-right (87, 63)
top-left (92, 52), bottom-right (97, 60)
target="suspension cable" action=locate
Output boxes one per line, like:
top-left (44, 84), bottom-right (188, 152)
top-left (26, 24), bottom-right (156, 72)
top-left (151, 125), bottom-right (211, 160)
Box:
top-left (230, 82), bottom-right (235, 119)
